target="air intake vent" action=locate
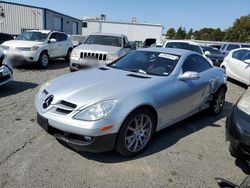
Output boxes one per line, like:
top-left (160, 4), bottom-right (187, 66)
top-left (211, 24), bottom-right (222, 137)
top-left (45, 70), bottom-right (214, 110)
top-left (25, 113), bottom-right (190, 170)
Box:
top-left (99, 67), bottom-right (110, 71)
top-left (126, 74), bottom-right (151, 79)
top-left (55, 100), bottom-right (77, 115)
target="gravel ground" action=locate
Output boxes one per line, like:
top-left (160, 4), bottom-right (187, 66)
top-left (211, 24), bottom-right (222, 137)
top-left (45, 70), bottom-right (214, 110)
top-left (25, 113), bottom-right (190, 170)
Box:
top-left (0, 60), bottom-right (249, 188)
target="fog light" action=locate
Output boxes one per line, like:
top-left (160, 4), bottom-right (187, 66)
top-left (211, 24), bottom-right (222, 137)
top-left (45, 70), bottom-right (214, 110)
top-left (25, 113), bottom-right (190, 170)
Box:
top-left (84, 136), bottom-right (93, 142)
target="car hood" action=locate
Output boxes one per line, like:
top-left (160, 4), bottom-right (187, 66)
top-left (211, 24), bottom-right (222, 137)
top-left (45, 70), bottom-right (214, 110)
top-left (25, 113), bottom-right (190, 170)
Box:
top-left (45, 67), bottom-right (160, 109)
top-left (75, 44), bottom-right (122, 54)
top-left (1, 40), bottom-right (44, 48)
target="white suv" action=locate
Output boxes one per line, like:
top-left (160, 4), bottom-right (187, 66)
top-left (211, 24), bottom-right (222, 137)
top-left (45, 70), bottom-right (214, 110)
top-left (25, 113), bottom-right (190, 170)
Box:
top-left (0, 30), bottom-right (73, 68)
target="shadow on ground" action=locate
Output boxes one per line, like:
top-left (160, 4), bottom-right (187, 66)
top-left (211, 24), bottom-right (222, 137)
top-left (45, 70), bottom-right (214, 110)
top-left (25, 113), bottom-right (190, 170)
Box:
top-left (228, 77), bottom-right (248, 89)
top-left (57, 101), bottom-right (233, 163)
top-left (14, 59), bottom-right (69, 71)
top-left (0, 80), bottom-right (38, 97)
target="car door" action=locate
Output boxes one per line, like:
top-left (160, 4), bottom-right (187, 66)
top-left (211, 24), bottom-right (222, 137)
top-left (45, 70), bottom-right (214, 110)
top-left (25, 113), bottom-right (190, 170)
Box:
top-left (121, 37), bottom-right (131, 55)
top-left (228, 49), bottom-right (248, 83)
top-left (48, 32), bottom-right (60, 58)
top-left (57, 33), bottom-right (68, 57)
top-left (239, 50), bottom-right (250, 84)
top-left (173, 55), bottom-right (213, 120)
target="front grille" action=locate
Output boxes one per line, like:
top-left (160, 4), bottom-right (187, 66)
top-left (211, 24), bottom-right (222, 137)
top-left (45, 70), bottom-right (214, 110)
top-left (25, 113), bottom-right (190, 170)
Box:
top-left (54, 100), bottom-right (77, 115)
top-left (80, 52), bottom-right (107, 61)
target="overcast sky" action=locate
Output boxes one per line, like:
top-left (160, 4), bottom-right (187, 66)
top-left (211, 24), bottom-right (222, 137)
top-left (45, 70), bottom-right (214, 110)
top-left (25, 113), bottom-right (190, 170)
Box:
top-left (4, 0), bottom-right (250, 31)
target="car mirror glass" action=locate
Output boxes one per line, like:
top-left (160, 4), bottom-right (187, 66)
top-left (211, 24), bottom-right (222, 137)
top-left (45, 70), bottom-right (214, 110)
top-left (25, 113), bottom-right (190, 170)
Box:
top-left (205, 51), bottom-right (211, 56)
top-left (49, 38), bottom-right (57, 43)
top-left (179, 71), bottom-right (200, 81)
top-left (244, 59), bottom-right (250, 64)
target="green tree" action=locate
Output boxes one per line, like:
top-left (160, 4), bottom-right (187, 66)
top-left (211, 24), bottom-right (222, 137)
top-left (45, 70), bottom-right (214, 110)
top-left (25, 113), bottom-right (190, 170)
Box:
top-left (166, 28), bottom-right (176, 39)
top-left (186, 28), bottom-right (193, 39)
top-left (175, 27), bottom-right (186, 39)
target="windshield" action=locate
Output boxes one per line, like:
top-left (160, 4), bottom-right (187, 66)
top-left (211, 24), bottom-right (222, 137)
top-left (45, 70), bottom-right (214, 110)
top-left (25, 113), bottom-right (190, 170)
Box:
top-left (165, 42), bottom-right (203, 55)
top-left (220, 44), bottom-right (227, 50)
top-left (84, 35), bottom-right (122, 47)
top-left (108, 51), bottom-right (180, 76)
top-left (202, 47), bottom-right (221, 54)
top-left (16, 32), bottom-right (48, 42)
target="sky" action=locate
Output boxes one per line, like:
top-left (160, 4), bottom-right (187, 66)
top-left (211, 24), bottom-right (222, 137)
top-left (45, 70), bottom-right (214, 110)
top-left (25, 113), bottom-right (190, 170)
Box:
top-left (3, 0), bottom-right (250, 31)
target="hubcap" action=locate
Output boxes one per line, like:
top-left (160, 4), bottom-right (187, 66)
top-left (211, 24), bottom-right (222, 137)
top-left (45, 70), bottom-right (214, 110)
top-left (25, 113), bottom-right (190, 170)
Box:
top-left (125, 114), bottom-right (152, 152)
top-left (41, 54), bottom-right (48, 66)
top-left (214, 90), bottom-right (225, 113)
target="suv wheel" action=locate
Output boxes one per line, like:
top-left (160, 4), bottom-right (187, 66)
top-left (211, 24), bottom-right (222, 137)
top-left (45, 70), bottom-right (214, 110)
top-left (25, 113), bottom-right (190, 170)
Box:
top-left (65, 49), bottom-right (72, 63)
top-left (115, 109), bottom-right (155, 157)
top-left (209, 87), bottom-right (226, 115)
top-left (38, 51), bottom-right (49, 68)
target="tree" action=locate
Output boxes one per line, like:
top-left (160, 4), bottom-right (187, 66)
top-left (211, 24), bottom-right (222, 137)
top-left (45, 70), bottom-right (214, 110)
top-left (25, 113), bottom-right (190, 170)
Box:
top-left (175, 27), bottom-right (186, 39)
top-left (166, 28), bottom-right (176, 39)
top-left (186, 28), bottom-right (193, 39)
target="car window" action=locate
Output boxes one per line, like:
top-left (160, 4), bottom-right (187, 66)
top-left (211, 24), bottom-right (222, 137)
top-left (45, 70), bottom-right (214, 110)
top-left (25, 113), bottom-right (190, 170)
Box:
top-left (242, 45), bottom-right (250, 48)
top-left (16, 32), bottom-right (48, 42)
top-left (226, 44), bottom-right (240, 51)
top-left (232, 50), bottom-right (248, 61)
top-left (84, 35), bottom-right (122, 47)
top-left (202, 47), bottom-right (220, 54)
top-left (165, 42), bottom-right (203, 55)
top-left (108, 51), bottom-right (180, 76)
top-left (49, 33), bottom-right (57, 40)
top-left (57, 33), bottom-right (67, 41)
top-left (182, 54), bottom-right (212, 73)
top-left (242, 51), bottom-right (250, 61)
top-left (220, 44), bottom-right (227, 50)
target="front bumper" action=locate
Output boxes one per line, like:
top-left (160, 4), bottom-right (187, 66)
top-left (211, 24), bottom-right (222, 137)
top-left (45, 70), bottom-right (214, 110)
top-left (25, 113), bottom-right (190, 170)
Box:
top-left (0, 65), bottom-right (13, 86)
top-left (226, 106), bottom-right (250, 155)
top-left (70, 57), bottom-right (110, 70)
top-left (4, 50), bottom-right (40, 63)
top-left (37, 113), bottom-right (117, 152)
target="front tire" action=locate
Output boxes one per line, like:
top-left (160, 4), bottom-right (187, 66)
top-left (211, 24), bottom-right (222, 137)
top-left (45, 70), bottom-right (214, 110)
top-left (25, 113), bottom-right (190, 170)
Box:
top-left (38, 51), bottom-right (49, 68)
top-left (229, 144), bottom-right (248, 161)
top-left (209, 87), bottom-right (226, 115)
top-left (115, 109), bottom-right (155, 157)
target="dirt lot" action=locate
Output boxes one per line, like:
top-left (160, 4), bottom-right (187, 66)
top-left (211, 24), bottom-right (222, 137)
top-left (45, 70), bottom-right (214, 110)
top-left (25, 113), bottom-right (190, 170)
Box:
top-left (0, 60), bottom-right (249, 188)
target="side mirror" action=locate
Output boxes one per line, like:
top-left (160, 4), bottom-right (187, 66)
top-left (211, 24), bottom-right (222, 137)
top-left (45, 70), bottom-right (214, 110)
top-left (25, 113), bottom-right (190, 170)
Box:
top-left (13, 36), bottom-right (16, 39)
top-left (124, 43), bottom-right (131, 49)
top-left (179, 71), bottom-right (200, 81)
top-left (205, 51), bottom-right (211, 56)
top-left (244, 59), bottom-right (250, 64)
top-left (49, 38), bottom-right (56, 43)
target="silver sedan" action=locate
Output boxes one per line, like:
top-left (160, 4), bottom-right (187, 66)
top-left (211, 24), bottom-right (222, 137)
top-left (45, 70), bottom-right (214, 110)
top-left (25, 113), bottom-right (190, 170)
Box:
top-left (35, 48), bottom-right (227, 156)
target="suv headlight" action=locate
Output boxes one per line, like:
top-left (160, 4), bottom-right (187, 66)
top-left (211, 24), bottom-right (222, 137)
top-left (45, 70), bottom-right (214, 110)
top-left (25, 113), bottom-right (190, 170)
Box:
top-left (71, 49), bottom-right (80, 58)
top-left (17, 46), bottom-right (40, 51)
top-left (74, 100), bottom-right (118, 121)
top-left (237, 95), bottom-right (250, 114)
top-left (107, 53), bottom-right (119, 62)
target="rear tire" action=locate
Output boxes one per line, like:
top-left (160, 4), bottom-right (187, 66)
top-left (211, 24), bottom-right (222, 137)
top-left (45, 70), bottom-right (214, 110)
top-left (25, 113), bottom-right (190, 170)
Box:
top-left (38, 51), bottom-right (49, 68)
top-left (115, 108), bottom-right (155, 157)
top-left (209, 87), bottom-right (226, 115)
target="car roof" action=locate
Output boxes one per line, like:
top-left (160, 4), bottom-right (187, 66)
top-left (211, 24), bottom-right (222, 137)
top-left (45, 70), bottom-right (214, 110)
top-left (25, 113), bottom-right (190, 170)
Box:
top-left (90, 33), bottom-right (126, 37)
top-left (165, 40), bottom-right (200, 46)
top-left (139, 47), bottom-right (194, 56)
top-left (28, 30), bottom-right (52, 34)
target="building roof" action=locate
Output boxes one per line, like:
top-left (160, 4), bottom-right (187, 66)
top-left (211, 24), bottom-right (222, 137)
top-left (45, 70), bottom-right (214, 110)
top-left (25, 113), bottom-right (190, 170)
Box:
top-left (82, 19), bottom-right (164, 28)
top-left (90, 32), bottom-right (127, 37)
top-left (1, 1), bottom-right (81, 22)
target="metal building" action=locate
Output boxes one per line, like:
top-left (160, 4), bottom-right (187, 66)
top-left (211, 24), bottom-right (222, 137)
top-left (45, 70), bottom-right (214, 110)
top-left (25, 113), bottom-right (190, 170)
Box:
top-left (0, 1), bottom-right (82, 35)
top-left (82, 17), bottom-right (163, 42)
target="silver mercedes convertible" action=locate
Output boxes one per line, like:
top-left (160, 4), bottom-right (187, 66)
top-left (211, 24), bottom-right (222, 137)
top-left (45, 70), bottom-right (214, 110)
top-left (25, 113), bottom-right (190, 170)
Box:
top-left (35, 48), bottom-right (227, 156)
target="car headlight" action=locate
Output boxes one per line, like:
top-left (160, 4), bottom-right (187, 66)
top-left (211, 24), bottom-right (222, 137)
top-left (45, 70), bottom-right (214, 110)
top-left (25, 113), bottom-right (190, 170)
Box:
top-left (237, 95), bottom-right (250, 114)
top-left (71, 49), bottom-right (80, 58)
top-left (107, 53), bottom-right (119, 62)
top-left (17, 46), bottom-right (40, 51)
top-left (74, 100), bottom-right (118, 121)
top-left (39, 81), bottom-right (52, 93)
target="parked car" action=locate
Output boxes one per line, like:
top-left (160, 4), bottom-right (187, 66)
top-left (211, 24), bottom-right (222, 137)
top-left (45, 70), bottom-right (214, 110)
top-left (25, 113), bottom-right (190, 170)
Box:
top-left (163, 40), bottom-right (214, 65)
top-left (220, 43), bottom-right (250, 55)
top-left (70, 33), bottom-right (131, 71)
top-left (0, 49), bottom-right (13, 86)
top-left (216, 176), bottom-right (250, 188)
top-left (143, 38), bottom-right (156, 48)
top-left (0, 30), bottom-right (73, 68)
top-left (0, 32), bottom-right (15, 44)
top-left (201, 46), bottom-right (225, 66)
top-left (220, 48), bottom-right (250, 85)
top-left (70, 35), bottom-right (86, 48)
top-left (35, 48), bottom-right (227, 156)
top-left (226, 87), bottom-right (250, 161)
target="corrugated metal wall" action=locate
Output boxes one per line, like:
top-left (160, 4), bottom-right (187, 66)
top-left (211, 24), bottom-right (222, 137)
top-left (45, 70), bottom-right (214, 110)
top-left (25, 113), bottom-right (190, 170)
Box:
top-left (45, 10), bottom-right (82, 35)
top-left (0, 2), bottom-right (44, 35)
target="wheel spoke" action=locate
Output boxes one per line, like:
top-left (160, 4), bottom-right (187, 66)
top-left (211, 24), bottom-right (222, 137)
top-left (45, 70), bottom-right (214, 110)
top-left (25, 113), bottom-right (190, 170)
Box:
top-left (133, 139), bottom-right (139, 152)
top-left (128, 137), bottom-right (136, 149)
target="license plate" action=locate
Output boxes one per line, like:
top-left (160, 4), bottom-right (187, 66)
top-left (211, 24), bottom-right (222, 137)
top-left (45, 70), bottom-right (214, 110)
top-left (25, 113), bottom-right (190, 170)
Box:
top-left (37, 113), bottom-right (49, 132)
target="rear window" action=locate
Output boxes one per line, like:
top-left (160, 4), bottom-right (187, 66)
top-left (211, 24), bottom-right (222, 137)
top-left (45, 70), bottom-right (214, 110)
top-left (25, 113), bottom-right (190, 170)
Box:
top-left (226, 44), bottom-right (240, 51)
top-left (242, 45), bottom-right (250, 48)
top-left (165, 42), bottom-right (203, 55)
top-left (220, 44), bottom-right (227, 51)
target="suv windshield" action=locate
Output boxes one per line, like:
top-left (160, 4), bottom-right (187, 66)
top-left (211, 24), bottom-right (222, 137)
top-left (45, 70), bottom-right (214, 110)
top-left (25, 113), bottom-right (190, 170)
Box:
top-left (16, 32), bottom-right (48, 42)
top-left (108, 51), bottom-right (180, 76)
top-left (84, 35), bottom-right (122, 47)
top-left (165, 42), bottom-right (203, 55)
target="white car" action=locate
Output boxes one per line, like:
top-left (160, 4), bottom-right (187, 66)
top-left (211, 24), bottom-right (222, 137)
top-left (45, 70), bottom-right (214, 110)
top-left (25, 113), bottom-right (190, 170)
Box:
top-left (162, 40), bottom-right (213, 65)
top-left (70, 33), bottom-right (131, 71)
top-left (0, 49), bottom-right (13, 86)
top-left (220, 48), bottom-right (250, 85)
top-left (0, 30), bottom-right (73, 68)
